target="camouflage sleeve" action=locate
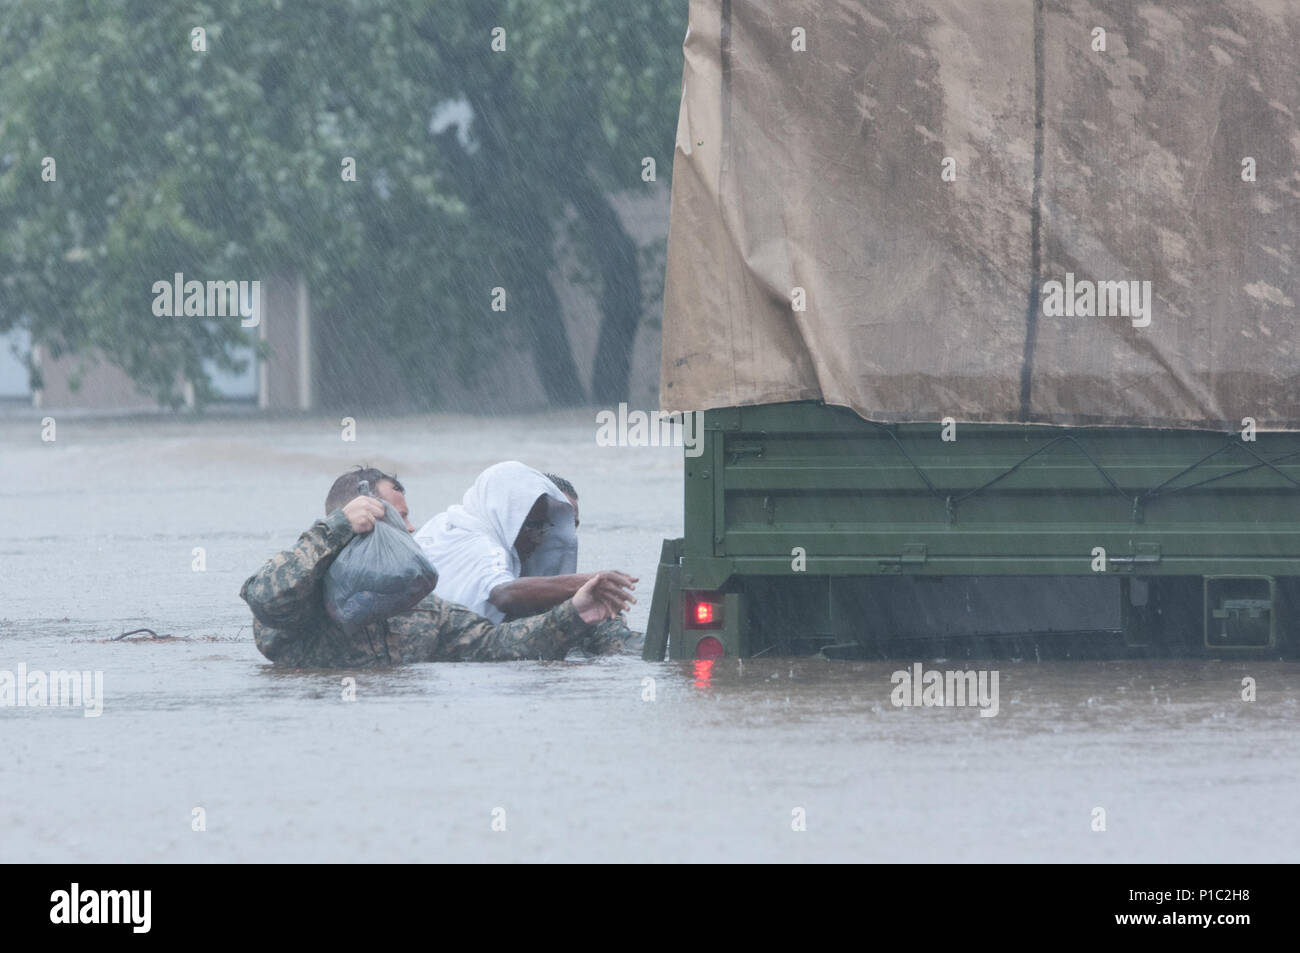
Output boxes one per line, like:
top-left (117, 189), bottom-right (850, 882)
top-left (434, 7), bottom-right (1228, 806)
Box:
top-left (583, 617), bottom-right (641, 654)
top-left (239, 509), bottom-right (354, 630)
top-left (390, 594), bottom-right (596, 662)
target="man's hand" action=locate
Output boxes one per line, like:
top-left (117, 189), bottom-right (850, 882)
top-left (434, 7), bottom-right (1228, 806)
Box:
top-left (573, 571), bottom-right (638, 624)
top-left (342, 496), bottom-right (386, 534)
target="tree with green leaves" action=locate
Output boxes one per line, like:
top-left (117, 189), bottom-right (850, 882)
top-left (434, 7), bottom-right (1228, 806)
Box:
top-left (411, 0), bottom-right (684, 404)
top-left (0, 0), bottom-right (685, 408)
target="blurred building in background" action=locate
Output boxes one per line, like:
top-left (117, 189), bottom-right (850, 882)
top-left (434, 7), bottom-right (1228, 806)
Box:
top-left (0, 276), bottom-right (311, 413)
top-left (0, 188), bottom-right (667, 416)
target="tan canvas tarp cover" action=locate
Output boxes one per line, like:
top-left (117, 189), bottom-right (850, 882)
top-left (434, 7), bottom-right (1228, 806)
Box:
top-left (660, 0), bottom-right (1300, 430)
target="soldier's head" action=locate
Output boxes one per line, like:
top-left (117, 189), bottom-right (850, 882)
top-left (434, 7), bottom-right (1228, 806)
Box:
top-left (325, 466), bottom-right (414, 532)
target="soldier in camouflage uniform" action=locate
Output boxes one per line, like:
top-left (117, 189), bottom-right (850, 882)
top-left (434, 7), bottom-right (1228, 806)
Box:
top-left (241, 468), bottom-right (636, 666)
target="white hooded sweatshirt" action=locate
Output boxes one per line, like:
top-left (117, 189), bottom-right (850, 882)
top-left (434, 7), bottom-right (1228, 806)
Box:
top-left (415, 461), bottom-right (577, 622)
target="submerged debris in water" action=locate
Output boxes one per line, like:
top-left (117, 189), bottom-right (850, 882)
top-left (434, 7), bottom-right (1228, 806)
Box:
top-left (113, 628), bottom-right (175, 641)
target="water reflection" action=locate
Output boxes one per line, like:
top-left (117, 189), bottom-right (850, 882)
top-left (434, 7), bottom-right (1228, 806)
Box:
top-left (6, 415), bottom-right (1300, 863)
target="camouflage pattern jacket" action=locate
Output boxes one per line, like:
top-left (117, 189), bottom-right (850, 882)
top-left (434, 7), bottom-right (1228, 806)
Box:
top-left (240, 510), bottom-right (599, 666)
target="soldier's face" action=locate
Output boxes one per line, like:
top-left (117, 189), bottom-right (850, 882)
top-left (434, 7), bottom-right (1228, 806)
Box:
top-left (376, 480), bottom-right (414, 533)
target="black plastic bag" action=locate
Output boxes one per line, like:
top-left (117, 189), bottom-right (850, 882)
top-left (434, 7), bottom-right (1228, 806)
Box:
top-left (324, 490), bottom-right (438, 633)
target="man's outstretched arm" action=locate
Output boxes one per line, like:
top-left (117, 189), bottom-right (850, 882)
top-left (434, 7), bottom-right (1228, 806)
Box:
top-left (489, 573), bottom-right (593, 617)
top-left (396, 571), bottom-right (638, 661)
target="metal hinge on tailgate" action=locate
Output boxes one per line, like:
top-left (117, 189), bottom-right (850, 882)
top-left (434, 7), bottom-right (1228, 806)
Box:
top-left (878, 543), bottom-right (927, 572)
top-left (726, 442), bottom-right (765, 464)
top-left (1107, 543), bottom-right (1161, 571)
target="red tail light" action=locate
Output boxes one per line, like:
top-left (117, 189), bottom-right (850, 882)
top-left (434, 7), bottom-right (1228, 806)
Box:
top-left (696, 636), bottom-right (724, 659)
top-left (685, 591), bottom-right (723, 629)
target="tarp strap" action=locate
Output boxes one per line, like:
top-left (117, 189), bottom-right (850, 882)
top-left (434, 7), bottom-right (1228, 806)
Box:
top-left (948, 435), bottom-right (1131, 512)
top-left (871, 426), bottom-right (1300, 525)
top-left (1140, 442), bottom-right (1300, 502)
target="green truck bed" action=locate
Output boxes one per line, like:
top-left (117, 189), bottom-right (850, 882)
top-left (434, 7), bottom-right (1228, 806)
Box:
top-left (644, 402), bottom-right (1300, 659)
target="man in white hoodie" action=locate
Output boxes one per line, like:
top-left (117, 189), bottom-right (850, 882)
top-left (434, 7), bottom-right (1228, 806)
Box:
top-left (415, 461), bottom-right (638, 653)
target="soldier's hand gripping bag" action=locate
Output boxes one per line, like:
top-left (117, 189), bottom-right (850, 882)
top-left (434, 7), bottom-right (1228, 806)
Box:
top-left (324, 500), bottom-right (438, 632)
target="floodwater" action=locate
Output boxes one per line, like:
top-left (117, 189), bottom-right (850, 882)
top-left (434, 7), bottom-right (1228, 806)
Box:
top-left (1, 412), bottom-right (1298, 862)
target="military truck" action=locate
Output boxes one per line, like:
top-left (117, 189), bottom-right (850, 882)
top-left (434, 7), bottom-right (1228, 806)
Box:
top-left (643, 0), bottom-right (1300, 660)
